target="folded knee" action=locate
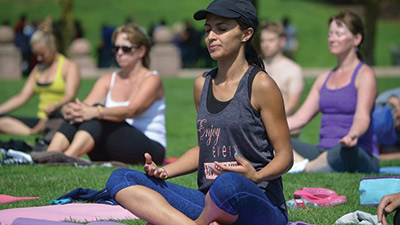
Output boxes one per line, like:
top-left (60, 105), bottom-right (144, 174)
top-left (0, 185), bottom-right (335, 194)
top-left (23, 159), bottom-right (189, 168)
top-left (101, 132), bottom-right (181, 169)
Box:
top-left (106, 169), bottom-right (134, 191)
top-left (210, 173), bottom-right (246, 200)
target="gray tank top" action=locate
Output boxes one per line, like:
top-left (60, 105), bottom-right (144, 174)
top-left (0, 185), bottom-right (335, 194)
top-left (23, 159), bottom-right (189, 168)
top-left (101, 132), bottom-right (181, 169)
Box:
top-left (196, 66), bottom-right (287, 217)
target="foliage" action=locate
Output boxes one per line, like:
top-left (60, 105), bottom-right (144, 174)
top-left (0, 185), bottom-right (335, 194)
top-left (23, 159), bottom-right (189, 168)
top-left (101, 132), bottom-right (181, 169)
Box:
top-left (1, 0), bottom-right (399, 67)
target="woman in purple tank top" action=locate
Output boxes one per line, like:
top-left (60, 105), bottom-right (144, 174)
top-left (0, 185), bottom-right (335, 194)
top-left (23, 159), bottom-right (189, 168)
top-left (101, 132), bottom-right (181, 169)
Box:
top-left (286, 11), bottom-right (379, 173)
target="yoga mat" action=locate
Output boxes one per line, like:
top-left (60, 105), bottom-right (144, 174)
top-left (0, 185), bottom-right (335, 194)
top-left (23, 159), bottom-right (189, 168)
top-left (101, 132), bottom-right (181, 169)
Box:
top-left (380, 166), bottom-right (400, 175)
top-left (0, 195), bottom-right (40, 204)
top-left (11, 217), bottom-right (127, 225)
top-left (0, 203), bottom-right (138, 225)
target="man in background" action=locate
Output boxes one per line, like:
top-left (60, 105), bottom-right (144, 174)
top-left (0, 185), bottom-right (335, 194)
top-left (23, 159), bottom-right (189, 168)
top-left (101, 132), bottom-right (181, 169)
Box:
top-left (260, 21), bottom-right (304, 116)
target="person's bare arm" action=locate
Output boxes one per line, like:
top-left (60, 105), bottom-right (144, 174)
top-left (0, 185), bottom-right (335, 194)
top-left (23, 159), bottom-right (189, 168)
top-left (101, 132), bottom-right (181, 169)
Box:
top-left (285, 65), bottom-right (304, 115)
top-left (144, 74), bottom-right (207, 179)
top-left (73, 73), bottom-right (164, 123)
top-left (287, 71), bottom-right (328, 131)
top-left (82, 74), bottom-right (111, 106)
top-left (250, 71), bottom-right (293, 180)
top-left (340, 65), bottom-right (377, 147)
top-left (62, 74), bottom-right (110, 121)
top-left (214, 71), bottom-right (293, 182)
top-left (0, 68), bottom-right (36, 115)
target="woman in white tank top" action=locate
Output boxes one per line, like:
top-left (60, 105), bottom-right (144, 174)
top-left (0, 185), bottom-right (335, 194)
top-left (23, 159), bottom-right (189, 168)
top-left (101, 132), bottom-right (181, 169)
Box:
top-left (43, 24), bottom-right (166, 165)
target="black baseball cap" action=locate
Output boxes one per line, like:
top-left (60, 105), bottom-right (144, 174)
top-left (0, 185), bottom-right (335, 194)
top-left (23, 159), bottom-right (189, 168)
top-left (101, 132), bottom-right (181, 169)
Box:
top-left (193, 0), bottom-right (259, 30)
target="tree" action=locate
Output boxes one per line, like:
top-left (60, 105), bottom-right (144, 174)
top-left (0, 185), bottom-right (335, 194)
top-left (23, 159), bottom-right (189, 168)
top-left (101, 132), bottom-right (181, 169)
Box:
top-left (361, 0), bottom-right (380, 66)
top-left (250, 0), bottom-right (257, 8)
top-left (60, 0), bottom-right (75, 54)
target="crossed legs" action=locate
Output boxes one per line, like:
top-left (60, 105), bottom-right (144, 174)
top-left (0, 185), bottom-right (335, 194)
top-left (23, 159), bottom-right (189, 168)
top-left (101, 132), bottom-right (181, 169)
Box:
top-left (47, 130), bottom-right (95, 158)
top-left (116, 187), bottom-right (238, 225)
top-left (0, 116), bottom-right (46, 135)
top-left (106, 169), bottom-right (286, 225)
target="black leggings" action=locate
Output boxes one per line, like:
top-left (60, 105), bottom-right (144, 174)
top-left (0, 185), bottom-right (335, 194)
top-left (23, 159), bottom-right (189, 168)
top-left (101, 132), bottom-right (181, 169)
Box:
top-left (58, 119), bottom-right (165, 165)
top-left (0, 110), bottom-right (63, 128)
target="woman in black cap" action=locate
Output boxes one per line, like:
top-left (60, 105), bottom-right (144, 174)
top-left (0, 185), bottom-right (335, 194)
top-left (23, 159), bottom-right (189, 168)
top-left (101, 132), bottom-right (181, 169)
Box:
top-left (106, 0), bottom-right (292, 224)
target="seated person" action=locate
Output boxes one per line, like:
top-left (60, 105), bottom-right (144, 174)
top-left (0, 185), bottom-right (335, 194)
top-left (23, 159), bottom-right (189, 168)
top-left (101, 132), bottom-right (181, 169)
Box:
top-left (372, 87), bottom-right (400, 159)
top-left (44, 24), bottom-right (166, 165)
top-left (105, 0), bottom-right (293, 224)
top-left (259, 20), bottom-right (304, 116)
top-left (286, 11), bottom-right (379, 173)
top-left (0, 26), bottom-right (80, 135)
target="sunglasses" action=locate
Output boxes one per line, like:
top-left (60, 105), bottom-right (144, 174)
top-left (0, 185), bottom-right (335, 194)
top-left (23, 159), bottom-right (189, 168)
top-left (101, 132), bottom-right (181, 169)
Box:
top-left (112, 45), bottom-right (136, 53)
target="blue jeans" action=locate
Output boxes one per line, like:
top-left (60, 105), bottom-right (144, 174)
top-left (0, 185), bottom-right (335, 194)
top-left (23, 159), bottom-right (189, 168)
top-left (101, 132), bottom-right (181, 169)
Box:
top-left (106, 169), bottom-right (287, 225)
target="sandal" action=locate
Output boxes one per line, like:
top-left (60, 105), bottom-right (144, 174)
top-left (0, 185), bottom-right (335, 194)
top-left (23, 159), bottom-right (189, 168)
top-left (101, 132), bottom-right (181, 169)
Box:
top-left (294, 187), bottom-right (337, 199)
top-left (293, 187), bottom-right (347, 208)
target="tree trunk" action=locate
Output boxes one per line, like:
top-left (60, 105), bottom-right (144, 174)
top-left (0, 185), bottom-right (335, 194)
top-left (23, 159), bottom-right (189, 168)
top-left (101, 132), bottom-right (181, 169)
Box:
top-left (60, 0), bottom-right (75, 55)
top-left (250, 0), bottom-right (257, 8)
top-left (362, 0), bottom-right (380, 66)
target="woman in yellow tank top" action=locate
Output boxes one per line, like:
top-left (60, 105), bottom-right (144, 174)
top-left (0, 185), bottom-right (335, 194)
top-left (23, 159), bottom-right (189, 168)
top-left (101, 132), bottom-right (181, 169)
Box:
top-left (0, 27), bottom-right (80, 135)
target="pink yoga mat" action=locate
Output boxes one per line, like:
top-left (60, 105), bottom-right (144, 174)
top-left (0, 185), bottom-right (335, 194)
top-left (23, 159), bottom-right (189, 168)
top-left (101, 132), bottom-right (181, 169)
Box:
top-left (0, 203), bottom-right (138, 225)
top-left (0, 195), bottom-right (40, 204)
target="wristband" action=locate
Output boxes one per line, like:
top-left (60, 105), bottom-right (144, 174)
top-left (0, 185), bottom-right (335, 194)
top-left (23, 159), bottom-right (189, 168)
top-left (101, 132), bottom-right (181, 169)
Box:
top-left (97, 105), bottom-right (104, 119)
top-left (158, 167), bottom-right (169, 179)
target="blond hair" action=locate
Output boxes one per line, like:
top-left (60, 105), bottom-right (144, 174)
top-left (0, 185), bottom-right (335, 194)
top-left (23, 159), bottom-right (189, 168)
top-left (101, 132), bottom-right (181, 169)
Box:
top-left (30, 24), bottom-right (56, 47)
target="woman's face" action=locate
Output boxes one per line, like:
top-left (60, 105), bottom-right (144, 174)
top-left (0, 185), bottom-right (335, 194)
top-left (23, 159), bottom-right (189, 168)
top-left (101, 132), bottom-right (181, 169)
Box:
top-left (328, 20), bottom-right (359, 56)
top-left (113, 32), bottom-right (143, 68)
top-left (204, 14), bottom-right (248, 61)
top-left (32, 41), bottom-right (55, 65)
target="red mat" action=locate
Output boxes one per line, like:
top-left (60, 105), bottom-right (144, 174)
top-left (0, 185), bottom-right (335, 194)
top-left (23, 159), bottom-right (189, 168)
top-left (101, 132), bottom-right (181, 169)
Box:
top-left (0, 195), bottom-right (40, 204)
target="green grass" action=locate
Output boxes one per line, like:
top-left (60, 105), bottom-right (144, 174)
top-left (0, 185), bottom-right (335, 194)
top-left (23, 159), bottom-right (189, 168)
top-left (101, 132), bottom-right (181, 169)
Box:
top-left (1, 0), bottom-right (399, 67)
top-left (1, 76), bottom-right (400, 224)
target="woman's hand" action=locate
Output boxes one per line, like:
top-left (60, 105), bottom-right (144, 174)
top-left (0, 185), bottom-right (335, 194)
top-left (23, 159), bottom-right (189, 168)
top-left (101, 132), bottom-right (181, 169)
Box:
top-left (339, 134), bottom-right (358, 147)
top-left (377, 192), bottom-right (400, 225)
top-left (62, 99), bottom-right (98, 124)
top-left (74, 99), bottom-right (100, 122)
top-left (211, 153), bottom-right (259, 183)
top-left (62, 101), bottom-right (81, 122)
top-left (143, 153), bottom-right (168, 179)
top-left (45, 104), bottom-right (57, 116)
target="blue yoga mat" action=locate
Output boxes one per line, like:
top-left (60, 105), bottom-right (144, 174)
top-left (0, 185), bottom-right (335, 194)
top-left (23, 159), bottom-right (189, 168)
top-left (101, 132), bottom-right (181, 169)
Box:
top-left (380, 166), bottom-right (400, 174)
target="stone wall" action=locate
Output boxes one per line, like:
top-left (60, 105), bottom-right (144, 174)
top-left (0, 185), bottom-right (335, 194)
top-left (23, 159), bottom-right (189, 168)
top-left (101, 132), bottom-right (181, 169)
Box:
top-left (0, 25), bottom-right (22, 79)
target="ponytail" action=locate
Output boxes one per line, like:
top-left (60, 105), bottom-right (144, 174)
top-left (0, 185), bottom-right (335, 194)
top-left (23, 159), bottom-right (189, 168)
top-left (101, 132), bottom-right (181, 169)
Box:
top-left (30, 24), bottom-right (56, 47)
top-left (245, 42), bottom-right (265, 70)
top-left (237, 18), bottom-right (265, 70)
top-left (355, 46), bottom-right (363, 61)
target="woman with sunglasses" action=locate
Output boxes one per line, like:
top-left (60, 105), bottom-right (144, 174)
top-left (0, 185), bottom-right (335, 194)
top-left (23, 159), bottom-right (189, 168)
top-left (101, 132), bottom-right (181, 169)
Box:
top-left (105, 0), bottom-right (293, 224)
top-left (0, 26), bottom-right (80, 136)
top-left (44, 24), bottom-right (166, 165)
